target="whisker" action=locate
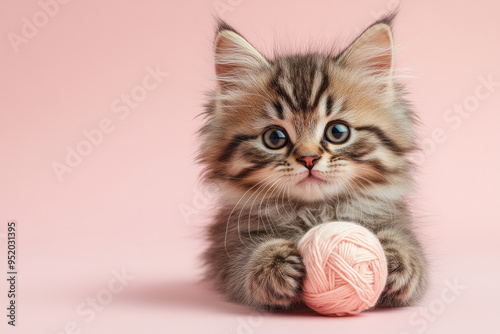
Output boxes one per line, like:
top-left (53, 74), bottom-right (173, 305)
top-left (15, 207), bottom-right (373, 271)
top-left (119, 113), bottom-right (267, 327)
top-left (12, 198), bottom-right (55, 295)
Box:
top-left (224, 174), bottom-right (276, 257)
top-left (240, 175), bottom-right (280, 246)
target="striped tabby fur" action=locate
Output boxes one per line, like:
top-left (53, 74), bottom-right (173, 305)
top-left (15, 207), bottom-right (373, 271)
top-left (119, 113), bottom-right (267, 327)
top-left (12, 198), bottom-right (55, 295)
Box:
top-left (198, 16), bottom-right (427, 311)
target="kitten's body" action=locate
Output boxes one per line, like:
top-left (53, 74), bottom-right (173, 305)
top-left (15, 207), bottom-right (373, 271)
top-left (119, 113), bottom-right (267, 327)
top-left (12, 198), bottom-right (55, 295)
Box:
top-left (199, 18), bottom-right (427, 311)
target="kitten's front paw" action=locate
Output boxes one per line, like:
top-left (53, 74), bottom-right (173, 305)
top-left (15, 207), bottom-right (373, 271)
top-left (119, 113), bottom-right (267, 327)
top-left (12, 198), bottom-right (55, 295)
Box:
top-left (378, 240), bottom-right (425, 307)
top-left (384, 246), bottom-right (413, 295)
top-left (245, 239), bottom-right (305, 310)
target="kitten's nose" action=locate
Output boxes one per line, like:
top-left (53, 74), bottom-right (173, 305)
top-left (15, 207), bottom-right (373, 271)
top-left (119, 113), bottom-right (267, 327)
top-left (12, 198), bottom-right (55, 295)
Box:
top-left (296, 155), bottom-right (320, 170)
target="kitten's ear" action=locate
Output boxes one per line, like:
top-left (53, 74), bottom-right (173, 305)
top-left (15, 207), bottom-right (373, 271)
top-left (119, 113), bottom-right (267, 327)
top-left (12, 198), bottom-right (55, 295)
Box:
top-left (337, 20), bottom-right (394, 80)
top-left (214, 21), bottom-right (270, 91)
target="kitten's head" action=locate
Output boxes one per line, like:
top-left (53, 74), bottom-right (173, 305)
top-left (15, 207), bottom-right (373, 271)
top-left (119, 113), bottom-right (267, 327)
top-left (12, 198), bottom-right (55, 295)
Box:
top-left (198, 18), bottom-right (416, 204)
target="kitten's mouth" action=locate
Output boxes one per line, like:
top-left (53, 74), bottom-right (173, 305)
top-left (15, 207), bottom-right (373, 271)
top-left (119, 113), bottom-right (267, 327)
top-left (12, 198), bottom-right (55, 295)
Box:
top-left (297, 172), bottom-right (325, 185)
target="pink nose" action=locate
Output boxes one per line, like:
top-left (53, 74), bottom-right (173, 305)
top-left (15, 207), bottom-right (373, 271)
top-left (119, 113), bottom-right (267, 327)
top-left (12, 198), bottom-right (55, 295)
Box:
top-left (297, 155), bottom-right (320, 170)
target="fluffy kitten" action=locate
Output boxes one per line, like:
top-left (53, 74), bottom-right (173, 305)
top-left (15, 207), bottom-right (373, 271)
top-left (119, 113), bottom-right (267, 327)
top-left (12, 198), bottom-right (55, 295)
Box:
top-left (198, 16), bottom-right (427, 311)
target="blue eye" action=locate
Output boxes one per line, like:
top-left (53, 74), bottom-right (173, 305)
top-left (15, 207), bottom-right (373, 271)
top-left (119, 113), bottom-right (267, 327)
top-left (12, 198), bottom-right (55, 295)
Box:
top-left (324, 122), bottom-right (350, 144)
top-left (263, 127), bottom-right (288, 149)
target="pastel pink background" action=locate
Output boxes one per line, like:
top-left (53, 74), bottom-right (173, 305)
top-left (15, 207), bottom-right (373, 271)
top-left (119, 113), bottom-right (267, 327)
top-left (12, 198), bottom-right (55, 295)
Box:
top-left (1, 0), bottom-right (499, 333)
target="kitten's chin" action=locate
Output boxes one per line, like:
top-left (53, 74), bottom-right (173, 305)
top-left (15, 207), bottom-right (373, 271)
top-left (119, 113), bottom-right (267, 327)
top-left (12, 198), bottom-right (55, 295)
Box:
top-left (289, 178), bottom-right (332, 202)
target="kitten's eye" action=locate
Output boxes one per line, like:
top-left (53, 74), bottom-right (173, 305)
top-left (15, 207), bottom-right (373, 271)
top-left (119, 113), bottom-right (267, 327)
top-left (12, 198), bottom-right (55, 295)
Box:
top-left (324, 122), bottom-right (350, 144)
top-left (262, 127), bottom-right (288, 149)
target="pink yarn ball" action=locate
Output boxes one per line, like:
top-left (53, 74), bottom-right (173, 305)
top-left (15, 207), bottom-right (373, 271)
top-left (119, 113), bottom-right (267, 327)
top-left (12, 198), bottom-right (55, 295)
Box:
top-left (297, 222), bottom-right (388, 316)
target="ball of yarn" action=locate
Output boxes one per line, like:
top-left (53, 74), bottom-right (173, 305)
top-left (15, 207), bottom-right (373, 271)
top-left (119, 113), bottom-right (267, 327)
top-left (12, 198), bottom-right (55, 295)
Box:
top-left (297, 222), bottom-right (387, 316)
